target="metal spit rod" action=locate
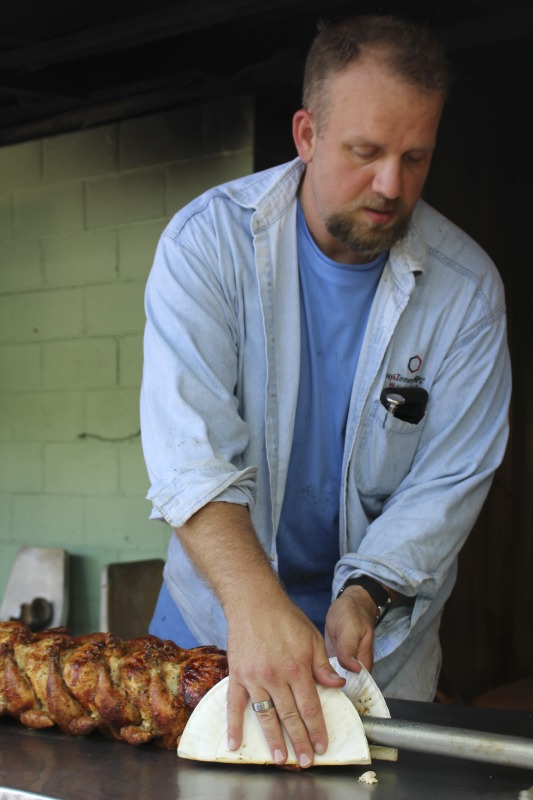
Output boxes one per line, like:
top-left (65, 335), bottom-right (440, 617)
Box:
top-left (362, 716), bottom-right (533, 771)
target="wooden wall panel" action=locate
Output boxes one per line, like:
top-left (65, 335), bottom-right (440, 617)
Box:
top-left (427, 36), bottom-right (532, 700)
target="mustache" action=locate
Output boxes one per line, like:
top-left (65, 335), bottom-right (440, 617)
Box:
top-left (355, 196), bottom-right (399, 212)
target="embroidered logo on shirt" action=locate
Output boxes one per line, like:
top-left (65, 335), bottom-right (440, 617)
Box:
top-left (386, 355), bottom-right (426, 386)
top-left (408, 355), bottom-right (423, 373)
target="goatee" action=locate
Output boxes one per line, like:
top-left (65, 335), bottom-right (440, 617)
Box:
top-left (326, 205), bottom-right (412, 259)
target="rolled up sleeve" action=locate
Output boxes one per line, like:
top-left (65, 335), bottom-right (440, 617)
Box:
top-left (141, 211), bottom-right (257, 528)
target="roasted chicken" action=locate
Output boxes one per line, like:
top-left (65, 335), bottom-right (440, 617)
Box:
top-left (0, 620), bottom-right (228, 749)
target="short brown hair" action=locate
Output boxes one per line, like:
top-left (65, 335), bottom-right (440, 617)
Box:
top-left (303, 15), bottom-right (452, 130)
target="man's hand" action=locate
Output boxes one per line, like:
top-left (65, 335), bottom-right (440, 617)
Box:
top-left (225, 591), bottom-right (345, 768)
top-left (175, 502), bottom-right (344, 767)
top-left (324, 585), bottom-right (378, 673)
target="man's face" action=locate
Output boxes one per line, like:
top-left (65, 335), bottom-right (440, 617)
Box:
top-left (293, 56), bottom-right (443, 263)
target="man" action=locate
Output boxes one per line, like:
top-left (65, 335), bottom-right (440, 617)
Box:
top-left (141, 16), bottom-right (510, 768)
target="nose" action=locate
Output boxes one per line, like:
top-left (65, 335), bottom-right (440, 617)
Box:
top-left (372, 158), bottom-right (402, 200)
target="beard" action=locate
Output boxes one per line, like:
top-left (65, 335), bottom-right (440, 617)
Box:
top-left (325, 198), bottom-right (412, 259)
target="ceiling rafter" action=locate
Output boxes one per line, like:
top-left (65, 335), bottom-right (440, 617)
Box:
top-left (0, 0), bottom-right (315, 72)
top-left (0, 46), bottom-right (301, 146)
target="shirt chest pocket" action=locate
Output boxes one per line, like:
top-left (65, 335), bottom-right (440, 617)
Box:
top-left (350, 399), bottom-right (427, 509)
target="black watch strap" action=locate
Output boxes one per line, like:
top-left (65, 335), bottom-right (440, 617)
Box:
top-left (337, 575), bottom-right (392, 627)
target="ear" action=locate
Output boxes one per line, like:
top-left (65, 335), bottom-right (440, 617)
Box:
top-left (292, 109), bottom-right (316, 163)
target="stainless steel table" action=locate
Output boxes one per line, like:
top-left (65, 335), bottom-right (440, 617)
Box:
top-left (1, 699), bottom-right (532, 800)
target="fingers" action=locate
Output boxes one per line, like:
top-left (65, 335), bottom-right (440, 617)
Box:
top-left (325, 593), bottom-right (376, 674)
top-left (313, 658), bottom-right (346, 688)
top-left (335, 626), bottom-right (374, 673)
top-left (224, 597), bottom-right (340, 766)
top-left (279, 677), bottom-right (329, 765)
top-left (249, 699), bottom-right (288, 766)
top-left (226, 667), bottom-right (330, 768)
top-left (355, 627), bottom-right (374, 672)
top-left (226, 679), bottom-right (248, 753)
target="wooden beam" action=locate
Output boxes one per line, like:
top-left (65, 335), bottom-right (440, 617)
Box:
top-left (0, 48), bottom-right (301, 147)
top-left (0, 0), bottom-right (312, 71)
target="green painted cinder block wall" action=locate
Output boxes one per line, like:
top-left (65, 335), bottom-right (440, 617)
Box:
top-left (0, 96), bottom-right (254, 634)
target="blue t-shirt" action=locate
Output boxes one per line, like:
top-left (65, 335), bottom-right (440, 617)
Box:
top-left (276, 203), bottom-right (386, 632)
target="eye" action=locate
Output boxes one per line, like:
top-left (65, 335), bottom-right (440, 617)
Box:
top-left (351, 147), bottom-right (379, 162)
top-left (404, 151), bottom-right (429, 165)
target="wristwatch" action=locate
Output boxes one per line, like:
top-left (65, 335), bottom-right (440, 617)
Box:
top-left (337, 575), bottom-right (392, 627)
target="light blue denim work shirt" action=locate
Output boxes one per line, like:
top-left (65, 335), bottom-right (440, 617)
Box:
top-left (141, 159), bottom-right (510, 700)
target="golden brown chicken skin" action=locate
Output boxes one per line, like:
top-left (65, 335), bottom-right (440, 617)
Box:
top-left (0, 621), bottom-right (228, 748)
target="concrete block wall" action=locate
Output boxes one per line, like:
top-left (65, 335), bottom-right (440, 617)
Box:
top-left (0, 96), bottom-right (254, 634)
